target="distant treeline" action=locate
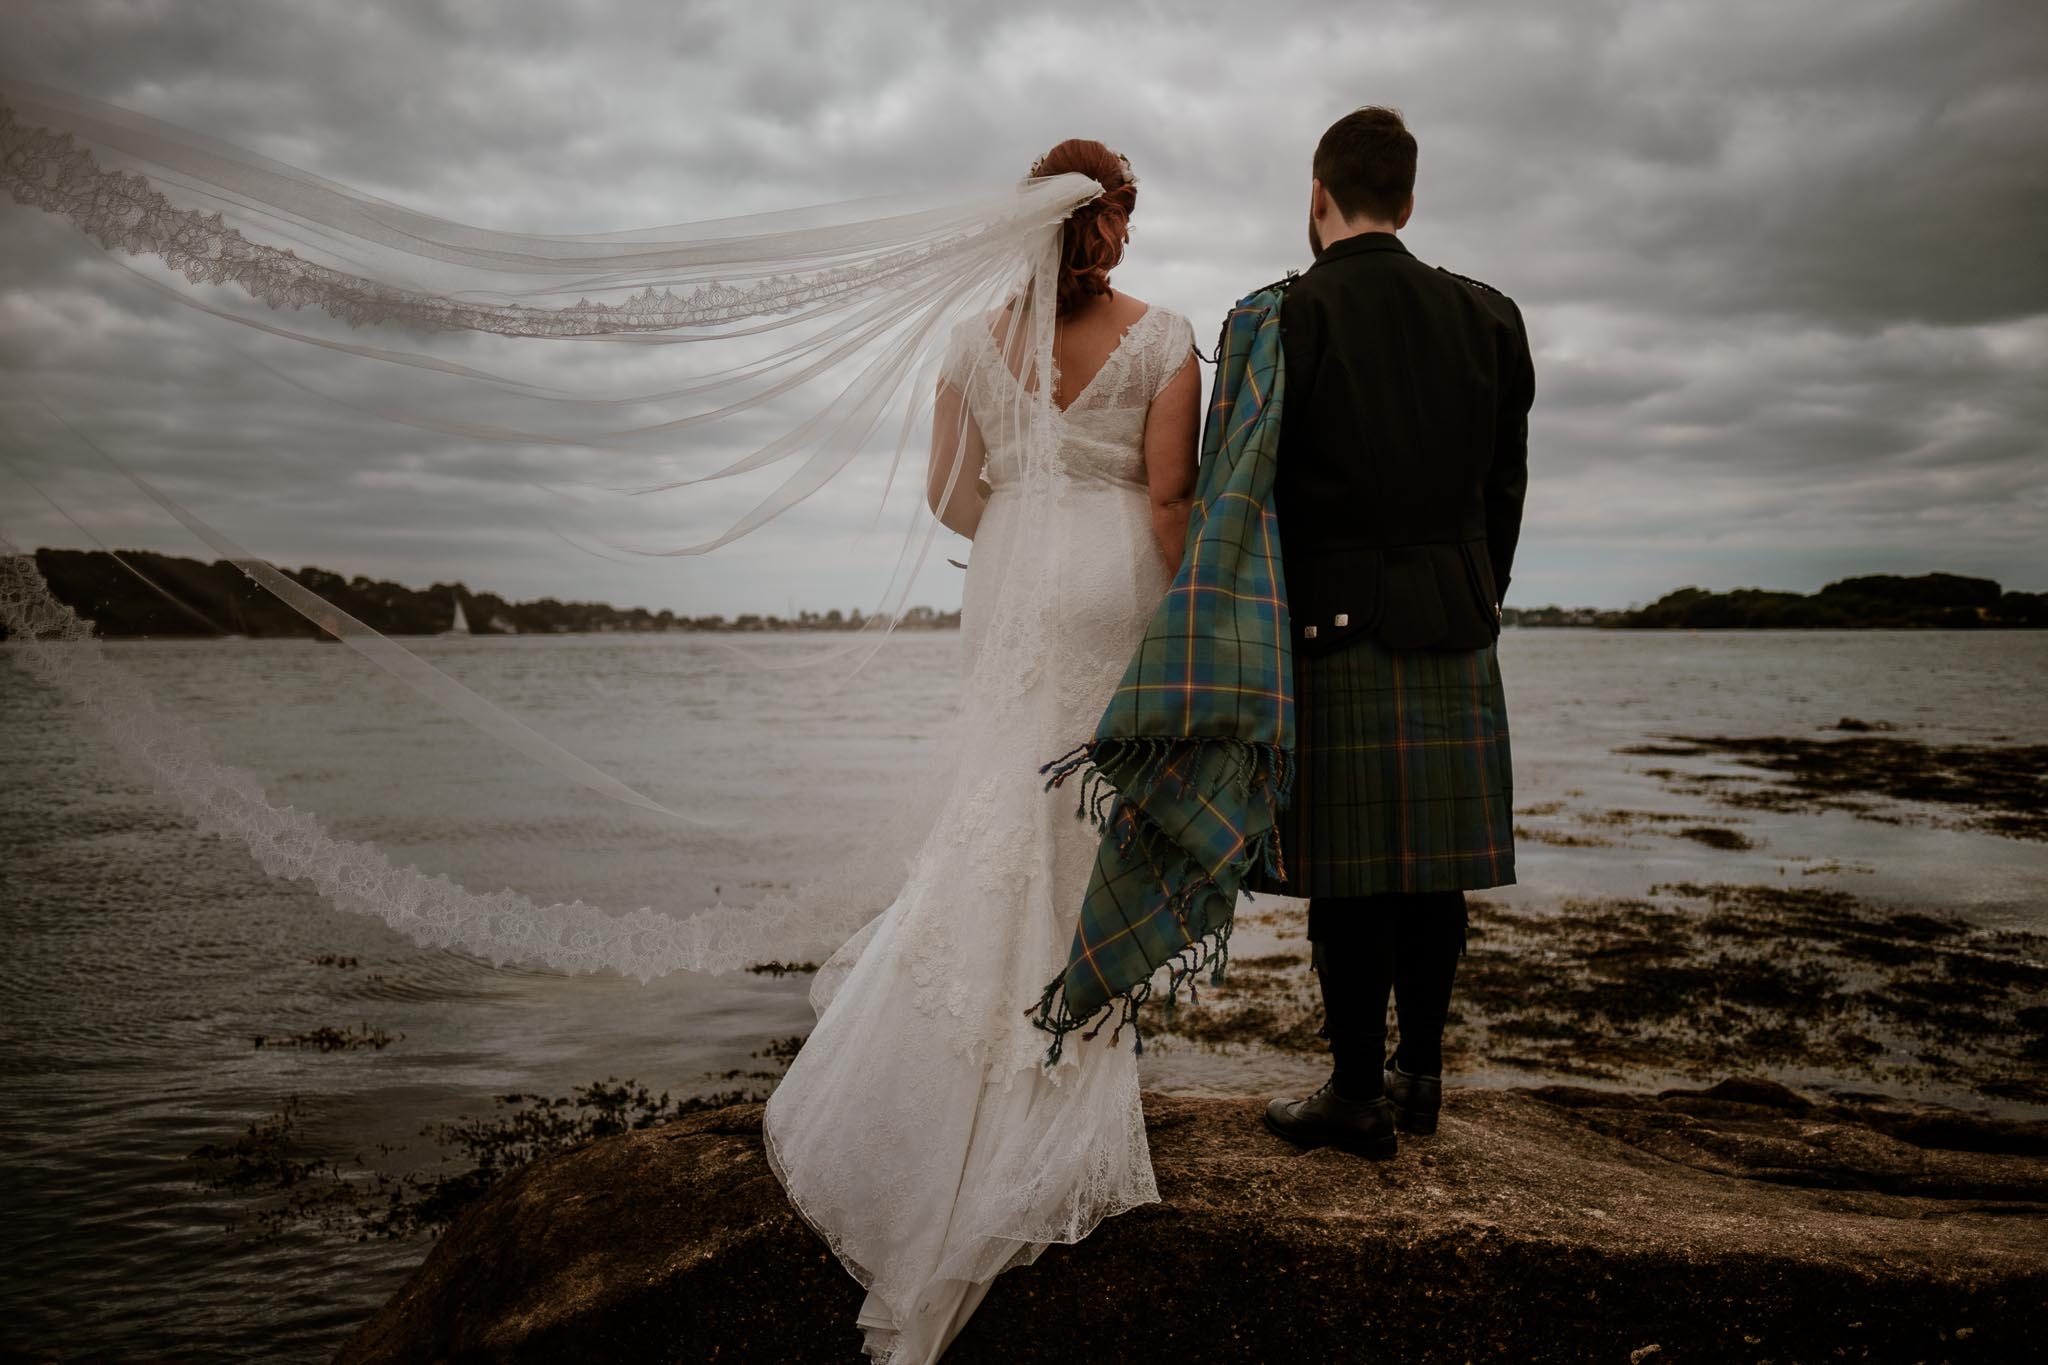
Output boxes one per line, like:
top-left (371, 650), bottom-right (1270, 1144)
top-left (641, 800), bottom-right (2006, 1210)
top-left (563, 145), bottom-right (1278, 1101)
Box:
top-left (1505, 573), bottom-right (2048, 630)
top-left (4, 549), bottom-right (961, 640)
top-left (8, 553), bottom-right (2040, 641)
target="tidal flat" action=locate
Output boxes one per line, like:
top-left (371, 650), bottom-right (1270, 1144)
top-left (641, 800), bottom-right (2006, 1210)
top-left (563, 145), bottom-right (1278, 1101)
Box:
top-left (1177, 881), bottom-right (2046, 1107)
top-left (1151, 727), bottom-right (2048, 1111)
top-left (1624, 728), bottom-right (2048, 842)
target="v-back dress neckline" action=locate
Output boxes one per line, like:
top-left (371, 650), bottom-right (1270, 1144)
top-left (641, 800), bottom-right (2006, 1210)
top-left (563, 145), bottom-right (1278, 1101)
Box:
top-left (982, 304), bottom-right (1156, 415)
top-left (1052, 304), bottom-right (1155, 414)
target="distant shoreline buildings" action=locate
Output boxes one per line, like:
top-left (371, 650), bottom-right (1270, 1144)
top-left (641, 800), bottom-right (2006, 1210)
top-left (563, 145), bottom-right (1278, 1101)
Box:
top-left (6, 550), bottom-right (2042, 640)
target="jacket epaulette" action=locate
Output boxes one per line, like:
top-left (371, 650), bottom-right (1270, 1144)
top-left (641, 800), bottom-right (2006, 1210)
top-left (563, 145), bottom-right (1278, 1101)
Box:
top-left (1437, 266), bottom-right (1504, 297)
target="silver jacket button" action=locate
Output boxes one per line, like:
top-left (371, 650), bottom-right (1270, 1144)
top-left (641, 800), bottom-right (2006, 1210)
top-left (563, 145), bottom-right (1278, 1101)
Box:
top-left (1333, 613), bottom-right (1349, 628)
top-left (1303, 625), bottom-right (1318, 639)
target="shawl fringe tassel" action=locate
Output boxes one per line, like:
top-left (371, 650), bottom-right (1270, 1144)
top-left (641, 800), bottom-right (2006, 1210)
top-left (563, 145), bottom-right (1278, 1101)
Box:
top-left (1025, 736), bottom-right (1295, 1064)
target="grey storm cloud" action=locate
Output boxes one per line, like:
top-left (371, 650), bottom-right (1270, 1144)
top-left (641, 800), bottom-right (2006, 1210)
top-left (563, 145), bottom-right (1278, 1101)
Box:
top-left (2, 0), bottom-right (2044, 613)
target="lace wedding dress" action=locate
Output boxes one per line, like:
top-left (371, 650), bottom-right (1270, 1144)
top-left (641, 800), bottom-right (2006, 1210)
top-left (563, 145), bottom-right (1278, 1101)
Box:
top-left (761, 302), bottom-right (1197, 1363)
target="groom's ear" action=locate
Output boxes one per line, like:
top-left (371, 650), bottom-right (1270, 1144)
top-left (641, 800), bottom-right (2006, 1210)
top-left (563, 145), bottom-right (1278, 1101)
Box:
top-left (1394, 193), bottom-right (1415, 231)
top-left (1309, 178), bottom-right (1328, 221)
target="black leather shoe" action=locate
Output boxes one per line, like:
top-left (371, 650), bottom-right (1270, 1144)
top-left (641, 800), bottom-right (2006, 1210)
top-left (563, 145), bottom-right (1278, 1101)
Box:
top-left (1383, 1060), bottom-right (1442, 1135)
top-left (1263, 1079), bottom-right (1398, 1158)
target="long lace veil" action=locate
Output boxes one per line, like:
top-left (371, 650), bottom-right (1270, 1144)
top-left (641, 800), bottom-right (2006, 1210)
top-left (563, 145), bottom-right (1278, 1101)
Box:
top-left (0, 78), bottom-right (1086, 977)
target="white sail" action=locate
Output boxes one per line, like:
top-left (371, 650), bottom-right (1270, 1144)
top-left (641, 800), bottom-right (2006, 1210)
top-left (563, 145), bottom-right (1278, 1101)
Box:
top-left (446, 595), bottom-right (470, 636)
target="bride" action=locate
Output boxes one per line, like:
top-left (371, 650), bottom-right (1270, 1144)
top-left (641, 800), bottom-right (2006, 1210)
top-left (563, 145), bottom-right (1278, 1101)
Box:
top-left (762, 138), bottom-right (1199, 1362)
top-left (0, 85), bottom-right (1201, 1363)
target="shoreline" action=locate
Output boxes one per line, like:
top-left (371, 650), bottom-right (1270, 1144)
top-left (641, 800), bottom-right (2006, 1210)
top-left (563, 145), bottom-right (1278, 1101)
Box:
top-left (7, 632), bottom-right (2043, 1360)
top-left (26, 621), bottom-right (2048, 639)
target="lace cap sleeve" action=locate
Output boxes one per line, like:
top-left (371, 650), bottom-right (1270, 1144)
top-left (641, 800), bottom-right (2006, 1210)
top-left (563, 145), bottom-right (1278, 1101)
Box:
top-left (939, 317), bottom-right (983, 393)
top-left (1151, 309), bottom-right (1198, 400)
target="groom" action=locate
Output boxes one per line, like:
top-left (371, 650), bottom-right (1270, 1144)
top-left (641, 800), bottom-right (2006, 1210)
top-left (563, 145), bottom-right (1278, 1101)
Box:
top-left (1254, 107), bottom-right (1534, 1157)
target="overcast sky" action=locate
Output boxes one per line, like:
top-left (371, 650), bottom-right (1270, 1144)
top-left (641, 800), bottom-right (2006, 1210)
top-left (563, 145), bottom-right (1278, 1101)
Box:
top-left (3, 0), bottom-right (2043, 614)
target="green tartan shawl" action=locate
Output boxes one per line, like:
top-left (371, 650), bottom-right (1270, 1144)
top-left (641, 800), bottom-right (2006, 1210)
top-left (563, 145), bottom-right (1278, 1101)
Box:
top-left (1027, 283), bottom-right (1295, 1064)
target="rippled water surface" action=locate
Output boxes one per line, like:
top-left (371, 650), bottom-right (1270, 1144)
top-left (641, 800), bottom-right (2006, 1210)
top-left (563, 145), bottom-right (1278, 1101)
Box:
top-left (4, 628), bottom-right (2044, 1361)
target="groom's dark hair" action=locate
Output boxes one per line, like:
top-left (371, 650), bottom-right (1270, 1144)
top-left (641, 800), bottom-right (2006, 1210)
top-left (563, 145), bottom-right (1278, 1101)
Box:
top-left (1313, 106), bottom-right (1417, 224)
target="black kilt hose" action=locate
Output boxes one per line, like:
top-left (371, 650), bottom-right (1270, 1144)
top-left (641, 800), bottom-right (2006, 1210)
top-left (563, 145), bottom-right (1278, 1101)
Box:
top-left (1247, 635), bottom-right (1515, 899)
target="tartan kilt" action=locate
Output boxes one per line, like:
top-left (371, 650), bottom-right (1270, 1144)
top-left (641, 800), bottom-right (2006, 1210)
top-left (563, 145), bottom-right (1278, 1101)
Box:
top-left (1248, 635), bottom-right (1515, 898)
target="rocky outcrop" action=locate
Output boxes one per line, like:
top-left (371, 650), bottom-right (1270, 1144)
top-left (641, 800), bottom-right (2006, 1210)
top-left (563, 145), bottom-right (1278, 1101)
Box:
top-left (336, 1080), bottom-right (2048, 1364)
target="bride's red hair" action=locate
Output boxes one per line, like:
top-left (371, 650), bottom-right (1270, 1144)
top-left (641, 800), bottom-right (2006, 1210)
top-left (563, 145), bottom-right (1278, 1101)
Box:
top-left (1032, 139), bottom-right (1137, 316)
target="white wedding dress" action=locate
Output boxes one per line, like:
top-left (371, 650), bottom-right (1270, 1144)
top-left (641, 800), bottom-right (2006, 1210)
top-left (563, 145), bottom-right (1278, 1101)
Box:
top-left (762, 302), bottom-right (1197, 1363)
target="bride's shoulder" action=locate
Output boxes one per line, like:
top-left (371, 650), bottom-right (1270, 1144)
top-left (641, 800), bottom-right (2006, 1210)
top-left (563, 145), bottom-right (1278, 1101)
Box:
top-left (1136, 302), bottom-right (1197, 360)
top-left (944, 304), bottom-right (1022, 360)
top-left (1112, 301), bottom-right (1196, 401)
top-left (1126, 297), bottom-right (1190, 335)
top-left (940, 308), bottom-right (1004, 387)
top-left (1155, 304), bottom-right (1195, 334)
top-left (946, 307), bottom-right (1000, 345)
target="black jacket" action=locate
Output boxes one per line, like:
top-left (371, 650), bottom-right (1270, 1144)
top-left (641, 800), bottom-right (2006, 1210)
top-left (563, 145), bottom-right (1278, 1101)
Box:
top-left (1273, 232), bottom-right (1533, 654)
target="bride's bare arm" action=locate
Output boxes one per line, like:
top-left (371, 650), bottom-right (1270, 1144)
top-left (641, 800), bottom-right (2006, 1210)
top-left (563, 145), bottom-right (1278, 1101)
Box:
top-left (926, 379), bottom-right (988, 539)
top-left (1142, 355), bottom-right (1201, 571)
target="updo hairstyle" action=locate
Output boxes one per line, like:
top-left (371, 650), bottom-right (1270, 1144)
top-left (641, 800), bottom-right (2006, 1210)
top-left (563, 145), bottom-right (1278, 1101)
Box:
top-left (1030, 139), bottom-right (1138, 316)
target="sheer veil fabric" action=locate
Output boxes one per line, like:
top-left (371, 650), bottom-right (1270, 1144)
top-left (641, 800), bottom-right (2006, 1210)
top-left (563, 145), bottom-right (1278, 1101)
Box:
top-left (0, 78), bottom-right (1101, 976)
top-left (0, 81), bottom-right (1195, 1359)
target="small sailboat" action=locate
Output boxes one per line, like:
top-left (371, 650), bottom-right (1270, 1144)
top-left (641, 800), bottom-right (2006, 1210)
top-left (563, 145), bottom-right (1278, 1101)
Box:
top-left (442, 593), bottom-right (471, 636)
